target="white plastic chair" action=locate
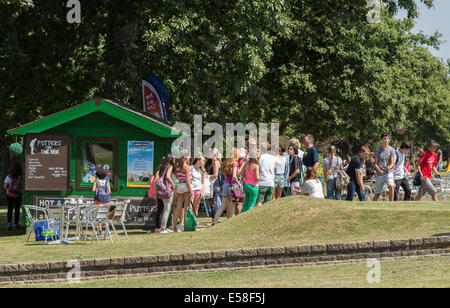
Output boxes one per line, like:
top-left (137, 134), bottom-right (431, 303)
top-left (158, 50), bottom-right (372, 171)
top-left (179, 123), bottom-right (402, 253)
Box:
top-left (23, 205), bottom-right (58, 243)
top-left (108, 201), bottom-right (129, 240)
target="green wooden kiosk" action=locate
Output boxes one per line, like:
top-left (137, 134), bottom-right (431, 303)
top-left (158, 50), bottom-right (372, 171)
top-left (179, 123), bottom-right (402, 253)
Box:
top-left (8, 98), bottom-right (180, 227)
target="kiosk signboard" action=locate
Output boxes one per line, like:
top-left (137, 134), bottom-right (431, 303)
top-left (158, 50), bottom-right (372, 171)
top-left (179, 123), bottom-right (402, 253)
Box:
top-left (25, 133), bottom-right (71, 191)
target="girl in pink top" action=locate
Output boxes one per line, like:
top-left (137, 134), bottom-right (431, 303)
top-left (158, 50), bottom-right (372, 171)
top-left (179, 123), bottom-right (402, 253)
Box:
top-left (241, 158), bottom-right (260, 213)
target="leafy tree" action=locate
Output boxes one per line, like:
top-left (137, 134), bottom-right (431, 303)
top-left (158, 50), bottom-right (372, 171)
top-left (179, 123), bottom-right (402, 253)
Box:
top-left (0, 0), bottom-right (448, 158)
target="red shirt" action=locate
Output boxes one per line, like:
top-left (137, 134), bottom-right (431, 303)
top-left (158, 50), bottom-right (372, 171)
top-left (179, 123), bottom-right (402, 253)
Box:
top-left (418, 151), bottom-right (437, 179)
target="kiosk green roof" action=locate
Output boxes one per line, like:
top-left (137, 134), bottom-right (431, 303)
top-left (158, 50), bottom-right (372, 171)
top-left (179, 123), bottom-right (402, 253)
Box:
top-left (8, 98), bottom-right (180, 138)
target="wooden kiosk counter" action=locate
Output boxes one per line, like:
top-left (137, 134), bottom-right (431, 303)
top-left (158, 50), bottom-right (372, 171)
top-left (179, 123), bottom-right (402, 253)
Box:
top-left (8, 98), bottom-right (180, 227)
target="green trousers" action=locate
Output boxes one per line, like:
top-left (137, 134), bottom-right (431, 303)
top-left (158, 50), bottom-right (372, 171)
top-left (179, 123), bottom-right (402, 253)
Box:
top-left (241, 184), bottom-right (259, 213)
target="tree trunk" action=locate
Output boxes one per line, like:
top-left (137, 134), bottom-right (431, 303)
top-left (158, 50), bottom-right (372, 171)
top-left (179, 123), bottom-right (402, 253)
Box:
top-left (104, 2), bottom-right (138, 103)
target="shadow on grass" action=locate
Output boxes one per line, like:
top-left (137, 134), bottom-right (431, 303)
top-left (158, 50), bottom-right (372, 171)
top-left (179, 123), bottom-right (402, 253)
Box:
top-left (0, 209), bottom-right (27, 238)
top-left (432, 233), bottom-right (450, 237)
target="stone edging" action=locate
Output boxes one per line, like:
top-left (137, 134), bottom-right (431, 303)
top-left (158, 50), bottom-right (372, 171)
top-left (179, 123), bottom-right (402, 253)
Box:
top-left (1, 236), bottom-right (449, 285)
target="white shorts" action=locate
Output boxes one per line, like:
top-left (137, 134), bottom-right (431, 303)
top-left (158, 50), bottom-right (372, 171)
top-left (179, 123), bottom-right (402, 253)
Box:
top-left (375, 172), bottom-right (395, 194)
top-left (176, 183), bottom-right (189, 194)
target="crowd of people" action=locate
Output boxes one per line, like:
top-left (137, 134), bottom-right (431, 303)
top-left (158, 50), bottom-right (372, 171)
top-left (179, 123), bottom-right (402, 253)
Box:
top-left (2, 133), bottom-right (445, 233)
top-left (148, 132), bottom-right (446, 233)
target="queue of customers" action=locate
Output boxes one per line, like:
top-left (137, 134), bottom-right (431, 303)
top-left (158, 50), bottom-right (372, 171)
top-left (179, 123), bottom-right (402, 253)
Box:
top-left (149, 133), bottom-right (444, 233)
top-left (2, 132), bottom-right (442, 233)
top-left (149, 134), bottom-right (318, 232)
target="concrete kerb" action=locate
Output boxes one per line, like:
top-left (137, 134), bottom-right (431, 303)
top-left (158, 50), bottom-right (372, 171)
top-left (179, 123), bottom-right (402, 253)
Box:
top-left (0, 236), bottom-right (449, 285)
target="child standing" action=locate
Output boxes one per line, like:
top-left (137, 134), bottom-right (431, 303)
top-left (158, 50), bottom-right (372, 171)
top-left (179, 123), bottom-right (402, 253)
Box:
top-left (92, 168), bottom-right (112, 205)
top-left (92, 168), bottom-right (114, 235)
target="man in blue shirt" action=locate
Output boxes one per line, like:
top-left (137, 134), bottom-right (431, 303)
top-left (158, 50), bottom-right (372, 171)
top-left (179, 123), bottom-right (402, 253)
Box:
top-left (302, 134), bottom-right (320, 171)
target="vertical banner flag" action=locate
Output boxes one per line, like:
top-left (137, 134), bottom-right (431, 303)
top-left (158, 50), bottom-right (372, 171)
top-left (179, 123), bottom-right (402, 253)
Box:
top-left (142, 75), bottom-right (170, 121)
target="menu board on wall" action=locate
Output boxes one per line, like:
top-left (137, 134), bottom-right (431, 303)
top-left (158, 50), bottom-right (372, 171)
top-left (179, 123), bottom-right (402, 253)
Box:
top-left (25, 133), bottom-right (71, 191)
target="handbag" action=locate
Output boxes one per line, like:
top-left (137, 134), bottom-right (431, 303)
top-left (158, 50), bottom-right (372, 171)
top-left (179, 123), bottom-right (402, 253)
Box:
top-left (156, 167), bottom-right (174, 199)
top-left (336, 170), bottom-right (350, 190)
top-left (184, 201), bottom-right (198, 232)
top-left (231, 185), bottom-right (244, 203)
top-left (203, 175), bottom-right (213, 199)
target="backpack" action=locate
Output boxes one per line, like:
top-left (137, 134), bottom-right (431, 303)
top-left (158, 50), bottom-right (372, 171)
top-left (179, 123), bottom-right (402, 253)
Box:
top-left (156, 168), bottom-right (173, 199)
top-left (336, 170), bottom-right (350, 190)
top-left (412, 171), bottom-right (421, 186)
top-left (95, 180), bottom-right (111, 203)
top-left (7, 176), bottom-right (22, 198)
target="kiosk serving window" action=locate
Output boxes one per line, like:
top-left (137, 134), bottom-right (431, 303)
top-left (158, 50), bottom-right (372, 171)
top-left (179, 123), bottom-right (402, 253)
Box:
top-left (76, 137), bottom-right (119, 190)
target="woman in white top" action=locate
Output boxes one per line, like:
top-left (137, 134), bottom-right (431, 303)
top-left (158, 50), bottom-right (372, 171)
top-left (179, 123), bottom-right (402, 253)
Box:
top-left (322, 145), bottom-right (344, 200)
top-left (301, 167), bottom-right (324, 199)
top-left (273, 144), bottom-right (287, 200)
top-left (191, 157), bottom-right (205, 217)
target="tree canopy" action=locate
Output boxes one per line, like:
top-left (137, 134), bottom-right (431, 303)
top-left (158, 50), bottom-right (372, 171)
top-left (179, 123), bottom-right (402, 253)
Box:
top-left (1, 0), bottom-right (448, 154)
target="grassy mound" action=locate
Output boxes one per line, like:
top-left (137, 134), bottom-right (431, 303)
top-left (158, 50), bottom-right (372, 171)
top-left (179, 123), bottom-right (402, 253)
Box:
top-left (206, 196), bottom-right (450, 246)
top-left (0, 197), bottom-right (449, 264)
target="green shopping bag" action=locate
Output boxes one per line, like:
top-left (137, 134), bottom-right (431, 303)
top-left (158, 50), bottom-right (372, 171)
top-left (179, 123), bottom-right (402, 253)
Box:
top-left (184, 202), bottom-right (198, 232)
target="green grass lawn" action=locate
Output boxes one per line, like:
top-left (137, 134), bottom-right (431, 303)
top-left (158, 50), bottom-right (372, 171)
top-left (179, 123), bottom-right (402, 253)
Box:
top-left (5, 256), bottom-right (450, 288)
top-left (0, 196), bottom-right (449, 265)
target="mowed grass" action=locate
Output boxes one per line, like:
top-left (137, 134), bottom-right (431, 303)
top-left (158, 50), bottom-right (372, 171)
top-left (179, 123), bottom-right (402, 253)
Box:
top-left (0, 196), bottom-right (449, 265)
top-left (6, 256), bottom-right (450, 288)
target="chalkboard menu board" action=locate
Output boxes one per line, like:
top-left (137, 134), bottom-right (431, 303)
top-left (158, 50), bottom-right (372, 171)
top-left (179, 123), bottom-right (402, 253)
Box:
top-left (25, 133), bottom-right (71, 191)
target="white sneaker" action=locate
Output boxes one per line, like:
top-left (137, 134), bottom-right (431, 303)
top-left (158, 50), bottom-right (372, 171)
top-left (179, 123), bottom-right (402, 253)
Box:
top-left (160, 229), bottom-right (171, 234)
top-left (174, 229), bottom-right (182, 232)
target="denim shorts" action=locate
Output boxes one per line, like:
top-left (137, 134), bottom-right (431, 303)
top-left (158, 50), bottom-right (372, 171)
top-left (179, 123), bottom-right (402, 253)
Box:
top-left (222, 183), bottom-right (240, 197)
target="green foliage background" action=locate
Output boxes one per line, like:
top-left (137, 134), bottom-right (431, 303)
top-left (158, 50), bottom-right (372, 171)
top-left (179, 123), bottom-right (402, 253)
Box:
top-left (0, 0), bottom-right (449, 154)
